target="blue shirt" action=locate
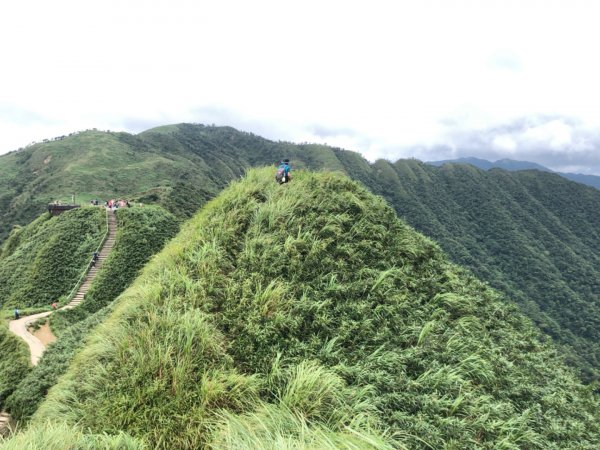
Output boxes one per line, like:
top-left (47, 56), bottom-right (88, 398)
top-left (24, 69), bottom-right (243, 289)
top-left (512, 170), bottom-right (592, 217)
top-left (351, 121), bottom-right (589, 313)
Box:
top-left (278, 163), bottom-right (290, 175)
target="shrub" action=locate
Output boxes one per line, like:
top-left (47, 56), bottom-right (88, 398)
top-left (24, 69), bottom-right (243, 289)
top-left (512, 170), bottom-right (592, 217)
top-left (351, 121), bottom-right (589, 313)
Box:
top-left (14, 169), bottom-right (600, 449)
top-left (0, 326), bottom-right (30, 409)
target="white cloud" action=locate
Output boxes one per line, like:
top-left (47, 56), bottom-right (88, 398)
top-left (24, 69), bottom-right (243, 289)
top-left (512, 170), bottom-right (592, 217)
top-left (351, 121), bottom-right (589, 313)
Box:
top-left (522, 120), bottom-right (573, 149)
top-left (492, 135), bottom-right (517, 152)
top-left (1, 0), bottom-right (600, 173)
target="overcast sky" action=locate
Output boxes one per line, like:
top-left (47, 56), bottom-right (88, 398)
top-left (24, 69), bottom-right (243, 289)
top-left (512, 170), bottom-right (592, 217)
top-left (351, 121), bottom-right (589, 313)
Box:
top-left (1, 0), bottom-right (599, 174)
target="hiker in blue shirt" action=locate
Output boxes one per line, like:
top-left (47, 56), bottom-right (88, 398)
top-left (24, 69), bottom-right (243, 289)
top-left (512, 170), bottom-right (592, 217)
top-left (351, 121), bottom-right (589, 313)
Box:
top-left (14, 308), bottom-right (19, 320)
top-left (275, 159), bottom-right (291, 184)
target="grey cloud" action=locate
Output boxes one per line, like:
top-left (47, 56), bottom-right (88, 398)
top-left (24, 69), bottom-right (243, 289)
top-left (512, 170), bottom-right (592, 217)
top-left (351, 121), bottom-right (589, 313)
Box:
top-left (401, 115), bottom-right (600, 175)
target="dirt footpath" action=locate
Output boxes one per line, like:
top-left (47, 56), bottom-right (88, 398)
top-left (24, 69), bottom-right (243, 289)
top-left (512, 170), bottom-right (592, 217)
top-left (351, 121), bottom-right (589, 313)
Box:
top-left (8, 311), bottom-right (53, 365)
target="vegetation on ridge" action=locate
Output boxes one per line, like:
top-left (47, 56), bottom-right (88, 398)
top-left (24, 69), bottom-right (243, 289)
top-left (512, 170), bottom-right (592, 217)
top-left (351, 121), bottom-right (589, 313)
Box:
top-left (1, 205), bottom-right (179, 423)
top-left (5, 168), bottom-right (598, 449)
top-left (0, 326), bottom-right (29, 410)
top-left (50, 206), bottom-right (180, 335)
top-left (2, 123), bottom-right (600, 383)
top-left (373, 160), bottom-right (600, 382)
top-left (0, 207), bottom-right (105, 310)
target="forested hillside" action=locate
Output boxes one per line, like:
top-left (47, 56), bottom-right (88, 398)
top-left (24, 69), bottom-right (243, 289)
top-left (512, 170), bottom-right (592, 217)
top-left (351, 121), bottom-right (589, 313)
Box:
top-left (427, 156), bottom-right (600, 190)
top-left (0, 207), bottom-right (105, 310)
top-left (0, 125), bottom-right (346, 242)
top-left (4, 169), bottom-right (598, 449)
top-left (0, 205), bottom-right (179, 421)
top-left (372, 160), bottom-right (600, 382)
top-left (2, 124), bottom-right (600, 381)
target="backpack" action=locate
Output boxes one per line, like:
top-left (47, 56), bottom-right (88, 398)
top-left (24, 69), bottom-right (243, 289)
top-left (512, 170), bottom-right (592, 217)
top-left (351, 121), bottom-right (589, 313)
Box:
top-left (275, 167), bottom-right (286, 183)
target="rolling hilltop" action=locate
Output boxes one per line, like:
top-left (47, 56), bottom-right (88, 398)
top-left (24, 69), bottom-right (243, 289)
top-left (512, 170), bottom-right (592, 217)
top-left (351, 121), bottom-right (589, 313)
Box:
top-left (2, 123), bottom-right (600, 383)
top-left (0, 125), bottom-right (350, 242)
top-left (427, 156), bottom-right (600, 190)
top-left (3, 169), bottom-right (599, 449)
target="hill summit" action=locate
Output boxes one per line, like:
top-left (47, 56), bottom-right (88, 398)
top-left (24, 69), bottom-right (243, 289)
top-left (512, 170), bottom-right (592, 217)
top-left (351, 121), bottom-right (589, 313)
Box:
top-left (3, 168), bottom-right (597, 449)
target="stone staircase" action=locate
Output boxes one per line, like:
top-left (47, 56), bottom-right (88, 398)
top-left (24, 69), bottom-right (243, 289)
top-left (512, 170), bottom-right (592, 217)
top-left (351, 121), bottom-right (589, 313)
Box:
top-left (64, 211), bottom-right (117, 309)
top-left (0, 209), bottom-right (118, 437)
top-left (0, 411), bottom-right (14, 436)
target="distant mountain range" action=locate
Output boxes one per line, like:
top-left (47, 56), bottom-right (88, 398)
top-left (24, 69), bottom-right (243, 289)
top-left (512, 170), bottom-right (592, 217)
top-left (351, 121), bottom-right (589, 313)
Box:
top-left (2, 124), bottom-right (600, 383)
top-left (427, 157), bottom-right (600, 190)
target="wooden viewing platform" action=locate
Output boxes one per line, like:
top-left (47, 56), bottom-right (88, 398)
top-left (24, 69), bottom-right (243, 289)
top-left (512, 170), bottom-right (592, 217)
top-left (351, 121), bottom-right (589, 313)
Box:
top-left (47, 204), bottom-right (80, 215)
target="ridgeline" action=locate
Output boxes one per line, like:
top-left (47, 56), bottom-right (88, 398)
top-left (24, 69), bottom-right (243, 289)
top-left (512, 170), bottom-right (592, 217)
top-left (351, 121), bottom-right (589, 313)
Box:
top-left (2, 169), bottom-right (598, 449)
top-left (2, 123), bottom-right (600, 383)
top-left (0, 205), bottom-right (179, 424)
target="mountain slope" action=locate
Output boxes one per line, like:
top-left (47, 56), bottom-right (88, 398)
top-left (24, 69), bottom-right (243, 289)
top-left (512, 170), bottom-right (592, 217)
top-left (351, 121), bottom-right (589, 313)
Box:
top-left (0, 125), bottom-right (347, 243)
top-left (427, 156), bottom-right (600, 190)
top-left (0, 207), bottom-right (105, 310)
top-left (2, 124), bottom-right (600, 382)
top-left (427, 157), bottom-right (552, 172)
top-left (0, 205), bottom-right (179, 423)
top-left (373, 160), bottom-right (600, 381)
top-left (7, 168), bottom-right (599, 449)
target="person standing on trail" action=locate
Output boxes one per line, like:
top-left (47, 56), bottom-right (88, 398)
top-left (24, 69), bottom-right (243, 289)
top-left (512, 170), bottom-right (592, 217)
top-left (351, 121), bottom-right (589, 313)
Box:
top-left (51, 302), bottom-right (58, 310)
top-left (275, 159), bottom-right (292, 184)
top-left (14, 308), bottom-right (19, 320)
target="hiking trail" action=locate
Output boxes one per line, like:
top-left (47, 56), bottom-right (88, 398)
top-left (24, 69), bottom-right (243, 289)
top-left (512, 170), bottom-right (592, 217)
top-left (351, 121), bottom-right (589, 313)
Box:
top-left (1, 209), bottom-right (117, 436)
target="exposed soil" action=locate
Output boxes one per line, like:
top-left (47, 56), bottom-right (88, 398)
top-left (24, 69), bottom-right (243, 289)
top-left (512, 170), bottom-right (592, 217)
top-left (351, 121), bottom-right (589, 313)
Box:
top-left (33, 322), bottom-right (57, 346)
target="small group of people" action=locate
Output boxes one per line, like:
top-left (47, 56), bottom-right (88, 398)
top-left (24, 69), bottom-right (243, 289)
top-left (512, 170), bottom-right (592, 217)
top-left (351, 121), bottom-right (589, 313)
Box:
top-left (89, 199), bottom-right (100, 206)
top-left (275, 159), bottom-right (292, 184)
top-left (105, 199), bottom-right (130, 209)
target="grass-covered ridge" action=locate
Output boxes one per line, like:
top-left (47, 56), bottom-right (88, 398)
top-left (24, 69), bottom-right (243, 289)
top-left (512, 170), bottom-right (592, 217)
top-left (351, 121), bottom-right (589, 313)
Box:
top-left (50, 205), bottom-right (180, 335)
top-left (0, 326), bottom-right (29, 411)
top-left (2, 205), bottom-right (180, 424)
top-left (3, 124), bottom-right (600, 382)
top-left (374, 160), bottom-right (600, 382)
top-left (0, 207), bottom-right (105, 310)
top-left (6, 168), bottom-right (597, 449)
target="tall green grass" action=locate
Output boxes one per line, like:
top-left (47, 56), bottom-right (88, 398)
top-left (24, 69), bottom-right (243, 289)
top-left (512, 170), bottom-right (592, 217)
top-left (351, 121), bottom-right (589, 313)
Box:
top-left (0, 421), bottom-right (145, 449)
top-left (51, 205), bottom-right (179, 335)
top-left (5, 168), bottom-right (599, 449)
top-left (3, 205), bottom-right (179, 423)
top-left (0, 207), bottom-right (104, 310)
top-left (0, 325), bottom-right (30, 410)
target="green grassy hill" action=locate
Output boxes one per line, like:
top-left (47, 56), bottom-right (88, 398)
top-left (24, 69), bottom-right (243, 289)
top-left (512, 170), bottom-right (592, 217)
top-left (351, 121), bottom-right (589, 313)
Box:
top-left (373, 160), bottom-right (600, 382)
top-left (0, 207), bottom-right (105, 414)
top-left (0, 205), bottom-right (179, 423)
top-left (0, 207), bottom-right (105, 310)
top-left (3, 168), bottom-right (598, 449)
top-left (0, 125), bottom-right (346, 243)
top-left (2, 123), bottom-right (600, 382)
